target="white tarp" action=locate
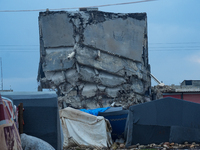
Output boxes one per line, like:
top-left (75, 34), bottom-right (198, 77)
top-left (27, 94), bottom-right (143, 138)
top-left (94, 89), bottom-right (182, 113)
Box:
top-left (59, 107), bottom-right (113, 149)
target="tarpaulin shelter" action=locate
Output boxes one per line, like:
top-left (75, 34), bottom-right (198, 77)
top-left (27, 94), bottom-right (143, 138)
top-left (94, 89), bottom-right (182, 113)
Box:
top-left (60, 107), bottom-right (113, 149)
top-left (0, 96), bottom-right (22, 150)
top-left (1, 91), bottom-right (62, 150)
top-left (80, 107), bottom-right (110, 116)
top-left (98, 107), bottom-right (128, 141)
top-left (125, 97), bottom-right (200, 147)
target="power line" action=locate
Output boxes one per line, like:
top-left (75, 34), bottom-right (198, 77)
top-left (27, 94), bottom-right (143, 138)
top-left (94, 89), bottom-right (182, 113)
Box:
top-left (0, 50), bottom-right (38, 52)
top-left (0, 0), bottom-right (156, 12)
top-left (0, 45), bottom-right (38, 46)
top-left (149, 42), bottom-right (200, 45)
top-left (150, 46), bottom-right (200, 48)
top-left (149, 49), bottom-right (200, 51)
top-left (0, 42), bottom-right (200, 47)
top-left (0, 49), bottom-right (199, 52)
top-left (0, 58), bottom-right (3, 90)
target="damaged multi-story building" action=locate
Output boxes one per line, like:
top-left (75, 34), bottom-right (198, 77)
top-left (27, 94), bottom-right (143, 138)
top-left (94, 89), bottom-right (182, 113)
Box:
top-left (37, 9), bottom-right (151, 109)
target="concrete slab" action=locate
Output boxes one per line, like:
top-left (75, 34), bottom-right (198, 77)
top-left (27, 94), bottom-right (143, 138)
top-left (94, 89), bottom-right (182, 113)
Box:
top-left (39, 12), bottom-right (74, 47)
top-left (99, 72), bottom-right (126, 87)
top-left (44, 71), bottom-right (65, 85)
top-left (82, 83), bottom-right (97, 98)
top-left (76, 45), bottom-right (141, 77)
top-left (83, 18), bottom-right (145, 61)
top-left (43, 48), bottom-right (75, 72)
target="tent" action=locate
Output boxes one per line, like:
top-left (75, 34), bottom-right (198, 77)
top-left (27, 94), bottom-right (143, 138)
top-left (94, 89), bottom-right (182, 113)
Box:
top-left (1, 91), bottom-right (62, 150)
top-left (98, 107), bottom-right (128, 141)
top-left (60, 107), bottom-right (112, 149)
top-left (125, 97), bottom-right (200, 147)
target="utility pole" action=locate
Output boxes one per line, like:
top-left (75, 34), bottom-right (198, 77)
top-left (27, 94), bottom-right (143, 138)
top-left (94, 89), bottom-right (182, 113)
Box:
top-left (0, 57), bottom-right (3, 90)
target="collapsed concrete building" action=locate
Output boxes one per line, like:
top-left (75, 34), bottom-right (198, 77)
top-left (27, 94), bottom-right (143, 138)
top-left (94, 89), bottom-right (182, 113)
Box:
top-left (37, 10), bottom-right (151, 109)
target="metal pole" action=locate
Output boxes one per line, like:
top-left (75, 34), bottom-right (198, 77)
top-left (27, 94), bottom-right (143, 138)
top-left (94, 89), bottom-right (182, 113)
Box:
top-left (0, 57), bottom-right (3, 90)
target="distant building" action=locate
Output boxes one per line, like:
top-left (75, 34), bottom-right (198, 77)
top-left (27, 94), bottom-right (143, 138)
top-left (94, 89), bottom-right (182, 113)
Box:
top-left (162, 80), bottom-right (200, 103)
top-left (0, 90), bottom-right (13, 92)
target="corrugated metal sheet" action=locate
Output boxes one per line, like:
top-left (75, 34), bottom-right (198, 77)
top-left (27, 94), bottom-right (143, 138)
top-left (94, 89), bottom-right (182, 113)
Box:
top-left (163, 93), bottom-right (200, 104)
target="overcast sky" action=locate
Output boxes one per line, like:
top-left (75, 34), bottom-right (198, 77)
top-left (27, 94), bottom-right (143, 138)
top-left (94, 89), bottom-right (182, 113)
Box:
top-left (0, 0), bottom-right (200, 91)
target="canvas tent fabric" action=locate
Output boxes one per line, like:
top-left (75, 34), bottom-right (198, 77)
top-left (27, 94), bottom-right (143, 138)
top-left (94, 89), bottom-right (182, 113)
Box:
top-left (98, 107), bottom-right (128, 141)
top-left (1, 91), bottom-right (62, 150)
top-left (0, 96), bottom-right (22, 150)
top-left (125, 97), bottom-right (200, 147)
top-left (59, 107), bottom-right (113, 149)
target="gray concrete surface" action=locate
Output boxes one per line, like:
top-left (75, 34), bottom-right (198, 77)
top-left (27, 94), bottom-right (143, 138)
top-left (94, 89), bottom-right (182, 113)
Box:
top-left (38, 10), bottom-right (151, 109)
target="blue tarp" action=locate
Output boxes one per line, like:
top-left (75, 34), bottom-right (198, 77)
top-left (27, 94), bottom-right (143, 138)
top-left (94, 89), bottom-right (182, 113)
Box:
top-left (80, 107), bottom-right (110, 116)
top-left (98, 108), bottom-right (129, 141)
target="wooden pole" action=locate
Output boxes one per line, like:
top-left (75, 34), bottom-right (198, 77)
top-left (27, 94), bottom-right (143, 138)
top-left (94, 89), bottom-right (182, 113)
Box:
top-left (18, 103), bottom-right (23, 134)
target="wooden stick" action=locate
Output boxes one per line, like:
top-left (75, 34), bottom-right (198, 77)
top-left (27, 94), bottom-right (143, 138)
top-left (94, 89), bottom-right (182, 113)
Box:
top-left (18, 103), bottom-right (23, 134)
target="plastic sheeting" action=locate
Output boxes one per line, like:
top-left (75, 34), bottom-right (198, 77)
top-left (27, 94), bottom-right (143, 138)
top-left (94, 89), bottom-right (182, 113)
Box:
top-left (60, 107), bottom-right (113, 149)
top-left (98, 107), bottom-right (128, 141)
top-left (80, 107), bottom-right (110, 116)
top-left (0, 96), bottom-right (22, 150)
top-left (125, 97), bottom-right (200, 147)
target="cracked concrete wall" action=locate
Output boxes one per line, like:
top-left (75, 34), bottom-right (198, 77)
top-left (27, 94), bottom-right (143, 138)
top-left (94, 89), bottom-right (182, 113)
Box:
top-left (37, 10), bottom-right (151, 109)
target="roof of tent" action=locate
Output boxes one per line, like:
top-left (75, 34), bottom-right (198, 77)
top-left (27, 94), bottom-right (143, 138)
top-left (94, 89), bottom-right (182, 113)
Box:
top-left (128, 97), bottom-right (200, 127)
top-left (1, 91), bottom-right (62, 150)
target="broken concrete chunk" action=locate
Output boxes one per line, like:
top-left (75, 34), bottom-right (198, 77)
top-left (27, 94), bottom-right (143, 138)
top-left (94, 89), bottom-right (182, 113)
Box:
top-left (82, 83), bottom-right (97, 98)
top-left (65, 69), bottom-right (79, 86)
top-left (131, 78), bottom-right (144, 94)
top-left (71, 17), bottom-right (80, 29)
top-left (79, 11), bottom-right (90, 28)
top-left (99, 72), bottom-right (126, 87)
top-left (122, 84), bottom-right (131, 91)
top-left (43, 48), bottom-right (75, 72)
top-left (94, 69), bottom-right (99, 75)
top-left (44, 71), bottom-right (65, 85)
top-left (105, 87), bottom-right (121, 98)
top-left (81, 98), bottom-right (100, 109)
top-left (78, 83), bottom-right (84, 91)
top-left (39, 12), bottom-right (74, 47)
top-left (59, 83), bottom-right (73, 94)
top-left (59, 95), bottom-right (81, 109)
top-left (79, 66), bottom-right (97, 83)
top-left (100, 98), bottom-right (113, 108)
top-left (67, 90), bottom-right (78, 97)
top-left (97, 85), bottom-right (106, 92)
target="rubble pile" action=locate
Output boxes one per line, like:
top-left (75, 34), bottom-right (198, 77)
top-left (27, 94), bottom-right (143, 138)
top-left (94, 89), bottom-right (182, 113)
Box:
top-left (151, 85), bottom-right (176, 100)
top-left (67, 141), bottom-right (200, 150)
top-left (127, 141), bottom-right (200, 149)
top-left (37, 10), bottom-right (151, 109)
